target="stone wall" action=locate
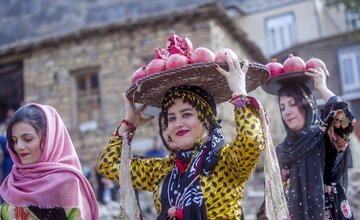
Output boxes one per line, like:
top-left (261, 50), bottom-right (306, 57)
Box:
top-left (22, 11), bottom-right (266, 169)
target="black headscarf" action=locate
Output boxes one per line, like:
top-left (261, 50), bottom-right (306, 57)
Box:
top-left (276, 84), bottom-right (327, 220)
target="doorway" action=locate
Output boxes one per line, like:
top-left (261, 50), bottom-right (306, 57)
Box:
top-left (0, 61), bottom-right (23, 124)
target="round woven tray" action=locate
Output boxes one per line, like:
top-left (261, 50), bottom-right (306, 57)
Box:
top-left (126, 61), bottom-right (269, 108)
top-left (262, 71), bottom-right (314, 95)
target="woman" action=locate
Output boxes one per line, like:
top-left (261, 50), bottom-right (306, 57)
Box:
top-left (261, 68), bottom-right (355, 220)
top-left (0, 108), bottom-right (14, 183)
top-left (0, 104), bottom-right (99, 220)
top-left (97, 54), bottom-right (287, 219)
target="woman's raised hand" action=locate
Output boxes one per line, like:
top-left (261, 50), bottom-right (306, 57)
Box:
top-left (215, 54), bottom-right (249, 96)
top-left (122, 93), bottom-right (153, 128)
top-left (305, 67), bottom-right (335, 102)
top-left (305, 67), bottom-right (327, 91)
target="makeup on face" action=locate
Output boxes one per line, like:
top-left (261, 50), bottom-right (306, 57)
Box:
top-left (11, 122), bottom-right (43, 165)
top-left (167, 99), bottom-right (207, 150)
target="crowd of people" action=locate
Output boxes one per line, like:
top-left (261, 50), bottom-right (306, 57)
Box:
top-left (0, 40), bottom-right (357, 220)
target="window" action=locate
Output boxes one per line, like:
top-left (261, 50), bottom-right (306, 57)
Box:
top-left (265, 13), bottom-right (297, 55)
top-left (350, 99), bottom-right (360, 118)
top-left (338, 45), bottom-right (360, 95)
top-left (72, 67), bottom-right (101, 132)
top-left (346, 8), bottom-right (360, 30)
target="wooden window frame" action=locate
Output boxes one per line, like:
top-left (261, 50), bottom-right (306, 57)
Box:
top-left (71, 66), bottom-right (102, 133)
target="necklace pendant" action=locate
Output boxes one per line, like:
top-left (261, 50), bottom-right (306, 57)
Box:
top-left (167, 206), bottom-right (177, 218)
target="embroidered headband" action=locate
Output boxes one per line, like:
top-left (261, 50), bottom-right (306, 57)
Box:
top-left (162, 86), bottom-right (217, 129)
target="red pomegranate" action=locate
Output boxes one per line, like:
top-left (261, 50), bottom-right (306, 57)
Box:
top-left (147, 59), bottom-right (166, 75)
top-left (190, 47), bottom-right (215, 63)
top-left (283, 54), bottom-right (306, 73)
top-left (215, 48), bottom-right (238, 62)
top-left (165, 32), bottom-right (193, 58)
top-left (306, 58), bottom-right (330, 77)
top-left (130, 66), bottom-right (147, 84)
top-left (154, 48), bottom-right (170, 60)
top-left (166, 54), bottom-right (190, 70)
top-left (266, 58), bottom-right (284, 77)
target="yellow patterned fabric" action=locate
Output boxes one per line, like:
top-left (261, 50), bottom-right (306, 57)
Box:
top-left (97, 104), bottom-right (265, 219)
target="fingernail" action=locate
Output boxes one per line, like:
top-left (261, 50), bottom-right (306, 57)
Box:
top-left (215, 64), bottom-right (219, 68)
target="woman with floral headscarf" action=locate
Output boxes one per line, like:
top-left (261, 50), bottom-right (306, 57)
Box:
top-left (0, 103), bottom-right (99, 220)
top-left (259, 67), bottom-right (356, 220)
top-left (97, 54), bottom-right (288, 220)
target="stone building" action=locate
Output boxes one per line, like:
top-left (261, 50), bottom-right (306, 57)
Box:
top-left (1, 0), bottom-right (359, 219)
top-left (0, 0), bottom-right (270, 162)
top-left (0, 2), bottom-right (274, 218)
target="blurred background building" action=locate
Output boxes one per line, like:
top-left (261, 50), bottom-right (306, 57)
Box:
top-left (0, 0), bottom-right (359, 219)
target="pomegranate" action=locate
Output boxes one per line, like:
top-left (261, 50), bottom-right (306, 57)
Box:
top-left (190, 47), bottom-right (215, 64)
top-left (306, 57), bottom-right (330, 77)
top-left (266, 58), bottom-right (284, 77)
top-left (165, 32), bottom-right (193, 58)
top-left (283, 54), bottom-right (306, 73)
top-left (215, 48), bottom-right (238, 62)
top-left (130, 66), bottom-right (147, 84)
top-left (147, 59), bottom-right (166, 75)
top-left (183, 37), bottom-right (193, 53)
top-left (166, 54), bottom-right (190, 70)
top-left (154, 48), bottom-right (170, 60)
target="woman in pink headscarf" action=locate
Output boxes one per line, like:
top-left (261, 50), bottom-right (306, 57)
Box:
top-left (0, 103), bottom-right (99, 220)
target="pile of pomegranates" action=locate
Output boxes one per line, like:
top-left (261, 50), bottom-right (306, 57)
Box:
top-left (266, 54), bottom-right (330, 78)
top-left (130, 32), bottom-right (238, 84)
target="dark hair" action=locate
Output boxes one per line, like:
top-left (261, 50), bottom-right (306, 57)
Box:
top-left (6, 105), bottom-right (47, 150)
top-left (158, 111), bottom-right (170, 150)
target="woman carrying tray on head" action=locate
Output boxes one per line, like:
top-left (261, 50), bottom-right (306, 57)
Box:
top-left (97, 52), bottom-right (288, 219)
top-left (259, 64), bottom-right (356, 220)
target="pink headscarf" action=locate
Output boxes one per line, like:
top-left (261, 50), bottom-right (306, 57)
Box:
top-left (0, 103), bottom-right (99, 220)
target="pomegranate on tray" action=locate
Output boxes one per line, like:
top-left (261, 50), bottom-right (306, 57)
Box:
top-left (190, 47), bottom-right (215, 63)
top-left (283, 53), bottom-right (306, 73)
top-left (267, 54), bottom-right (329, 78)
top-left (215, 48), bottom-right (238, 62)
top-left (306, 57), bottom-right (330, 77)
top-left (129, 32), bottom-right (244, 84)
top-left (130, 66), bottom-right (147, 84)
top-left (266, 58), bottom-right (284, 77)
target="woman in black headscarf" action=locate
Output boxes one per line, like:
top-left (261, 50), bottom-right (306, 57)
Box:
top-left (260, 67), bottom-right (355, 220)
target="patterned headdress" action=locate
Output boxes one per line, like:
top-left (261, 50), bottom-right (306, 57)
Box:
top-left (161, 86), bottom-right (218, 130)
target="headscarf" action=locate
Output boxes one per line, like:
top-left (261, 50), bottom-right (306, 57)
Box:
top-left (320, 98), bottom-right (354, 189)
top-left (276, 84), bottom-right (328, 220)
top-left (158, 86), bottom-right (223, 220)
top-left (0, 103), bottom-right (99, 220)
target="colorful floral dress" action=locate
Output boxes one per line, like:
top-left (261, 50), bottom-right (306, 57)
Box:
top-left (0, 203), bottom-right (81, 220)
